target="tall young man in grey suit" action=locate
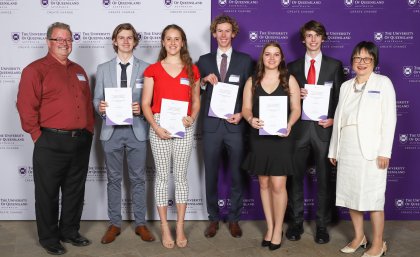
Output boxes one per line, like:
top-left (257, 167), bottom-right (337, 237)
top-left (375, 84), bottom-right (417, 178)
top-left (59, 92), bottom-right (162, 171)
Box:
top-left (197, 14), bottom-right (253, 238)
top-left (93, 23), bottom-right (155, 244)
top-left (286, 20), bottom-right (345, 244)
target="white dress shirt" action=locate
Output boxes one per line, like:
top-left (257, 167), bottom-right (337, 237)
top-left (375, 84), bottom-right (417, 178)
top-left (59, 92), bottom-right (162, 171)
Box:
top-left (304, 52), bottom-right (322, 84)
top-left (116, 55), bottom-right (134, 88)
top-left (216, 47), bottom-right (233, 74)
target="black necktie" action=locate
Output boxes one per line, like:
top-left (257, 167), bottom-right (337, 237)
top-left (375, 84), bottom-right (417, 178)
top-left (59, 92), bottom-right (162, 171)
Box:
top-left (119, 62), bottom-right (130, 88)
top-left (220, 53), bottom-right (227, 82)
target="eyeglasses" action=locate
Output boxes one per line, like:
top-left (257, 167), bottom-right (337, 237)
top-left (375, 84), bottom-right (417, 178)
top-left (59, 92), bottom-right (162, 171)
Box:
top-left (49, 38), bottom-right (73, 44)
top-left (352, 57), bottom-right (373, 64)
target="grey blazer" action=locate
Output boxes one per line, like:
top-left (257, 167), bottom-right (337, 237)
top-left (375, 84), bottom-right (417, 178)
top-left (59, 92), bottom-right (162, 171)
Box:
top-left (93, 56), bottom-right (149, 141)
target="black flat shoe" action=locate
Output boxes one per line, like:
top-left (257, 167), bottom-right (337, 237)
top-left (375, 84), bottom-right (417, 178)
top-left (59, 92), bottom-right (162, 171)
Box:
top-left (315, 226), bottom-right (330, 244)
top-left (261, 239), bottom-right (271, 247)
top-left (269, 242), bottom-right (282, 251)
top-left (61, 234), bottom-right (91, 246)
top-left (286, 223), bottom-right (303, 241)
top-left (43, 243), bottom-right (66, 255)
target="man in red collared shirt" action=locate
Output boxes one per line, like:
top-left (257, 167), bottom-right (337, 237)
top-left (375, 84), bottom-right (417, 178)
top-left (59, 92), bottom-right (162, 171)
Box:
top-left (16, 22), bottom-right (94, 256)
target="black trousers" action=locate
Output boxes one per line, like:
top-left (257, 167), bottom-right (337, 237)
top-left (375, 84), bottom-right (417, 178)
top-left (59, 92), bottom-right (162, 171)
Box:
top-left (33, 129), bottom-right (92, 247)
top-left (203, 123), bottom-right (245, 222)
top-left (288, 122), bottom-right (332, 227)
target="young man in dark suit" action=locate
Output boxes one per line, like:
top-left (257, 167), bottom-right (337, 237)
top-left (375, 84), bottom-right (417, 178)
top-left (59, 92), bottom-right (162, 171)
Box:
top-left (197, 14), bottom-right (253, 238)
top-left (286, 20), bottom-right (345, 244)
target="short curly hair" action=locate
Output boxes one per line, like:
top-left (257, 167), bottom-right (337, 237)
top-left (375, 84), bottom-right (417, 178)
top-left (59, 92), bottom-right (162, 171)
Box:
top-left (210, 14), bottom-right (239, 35)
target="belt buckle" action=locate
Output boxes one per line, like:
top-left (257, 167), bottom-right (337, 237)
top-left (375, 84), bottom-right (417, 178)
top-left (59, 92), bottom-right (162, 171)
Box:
top-left (71, 130), bottom-right (82, 137)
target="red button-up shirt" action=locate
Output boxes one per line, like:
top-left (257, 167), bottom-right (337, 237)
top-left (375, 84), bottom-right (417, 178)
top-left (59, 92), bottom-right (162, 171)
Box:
top-left (17, 53), bottom-right (94, 141)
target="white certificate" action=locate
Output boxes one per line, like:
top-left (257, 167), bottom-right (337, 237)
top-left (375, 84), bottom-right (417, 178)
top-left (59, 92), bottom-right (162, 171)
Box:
top-left (208, 82), bottom-right (239, 119)
top-left (302, 84), bottom-right (331, 121)
top-left (160, 98), bottom-right (189, 138)
top-left (105, 88), bottom-right (133, 126)
top-left (259, 96), bottom-right (288, 136)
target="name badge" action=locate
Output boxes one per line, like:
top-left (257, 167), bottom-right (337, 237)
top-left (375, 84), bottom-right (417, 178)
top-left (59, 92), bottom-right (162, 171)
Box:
top-left (229, 74), bottom-right (240, 83)
top-left (135, 78), bottom-right (143, 89)
top-left (180, 78), bottom-right (189, 85)
top-left (76, 73), bottom-right (86, 81)
top-left (368, 90), bottom-right (380, 99)
top-left (324, 81), bottom-right (333, 88)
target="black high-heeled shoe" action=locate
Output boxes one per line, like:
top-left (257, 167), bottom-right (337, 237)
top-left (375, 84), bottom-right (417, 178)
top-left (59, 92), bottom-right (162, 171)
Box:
top-left (269, 242), bottom-right (281, 251)
top-left (268, 231), bottom-right (283, 251)
top-left (261, 239), bottom-right (270, 247)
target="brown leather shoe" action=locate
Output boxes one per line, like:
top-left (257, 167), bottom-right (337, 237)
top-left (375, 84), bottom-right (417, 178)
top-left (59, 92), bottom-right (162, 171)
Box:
top-left (204, 221), bottom-right (219, 238)
top-left (135, 225), bottom-right (155, 242)
top-left (229, 222), bottom-right (242, 238)
top-left (101, 225), bottom-right (121, 244)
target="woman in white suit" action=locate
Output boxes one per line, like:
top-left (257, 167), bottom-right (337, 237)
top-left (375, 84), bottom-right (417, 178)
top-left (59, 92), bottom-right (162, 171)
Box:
top-left (328, 41), bottom-right (396, 257)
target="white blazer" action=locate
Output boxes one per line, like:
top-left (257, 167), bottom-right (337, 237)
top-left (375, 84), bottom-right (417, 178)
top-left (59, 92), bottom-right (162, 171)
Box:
top-left (328, 72), bottom-right (396, 160)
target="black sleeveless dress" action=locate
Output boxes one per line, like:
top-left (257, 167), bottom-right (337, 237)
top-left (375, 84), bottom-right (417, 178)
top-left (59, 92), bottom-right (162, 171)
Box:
top-left (242, 81), bottom-right (295, 176)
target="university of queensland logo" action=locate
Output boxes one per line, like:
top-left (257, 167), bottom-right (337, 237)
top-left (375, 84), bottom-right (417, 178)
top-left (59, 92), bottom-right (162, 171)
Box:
top-left (164, 0), bottom-right (172, 7)
top-left (344, 0), bottom-right (353, 7)
top-left (73, 32), bottom-right (81, 42)
top-left (374, 32), bottom-right (383, 42)
top-left (408, 0), bottom-right (418, 7)
top-left (403, 66), bottom-right (413, 77)
top-left (18, 166), bottom-right (27, 177)
top-left (11, 32), bottom-right (20, 42)
top-left (399, 134), bottom-right (408, 144)
top-left (103, 0), bottom-right (111, 7)
top-left (249, 31), bottom-right (258, 42)
top-left (343, 66), bottom-right (351, 76)
top-left (281, 0), bottom-right (291, 7)
top-left (218, 0), bottom-right (227, 7)
top-left (218, 199), bottom-right (225, 207)
top-left (395, 199), bottom-right (404, 208)
top-left (40, 0), bottom-right (49, 7)
top-left (137, 32), bottom-right (143, 42)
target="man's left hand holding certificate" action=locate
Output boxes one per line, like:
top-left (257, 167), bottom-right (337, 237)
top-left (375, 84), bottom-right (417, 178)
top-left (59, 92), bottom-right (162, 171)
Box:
top-left (105, 88), bottom-right (133, 126)
top-left (160, 98), bottom-right (189, 138)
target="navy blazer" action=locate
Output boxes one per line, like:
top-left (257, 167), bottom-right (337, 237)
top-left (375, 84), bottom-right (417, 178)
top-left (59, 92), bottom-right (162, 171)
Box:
top-left (93, 56), bottom-right (150, 141)
top-left (287, 54), bottom-right (344, 141)
top-left (197, 50), bottom-right (253, 133)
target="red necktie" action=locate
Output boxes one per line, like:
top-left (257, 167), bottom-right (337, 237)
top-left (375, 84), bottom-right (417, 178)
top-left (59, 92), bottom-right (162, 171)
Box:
top-left (307, 59), bottom-right (316, 84)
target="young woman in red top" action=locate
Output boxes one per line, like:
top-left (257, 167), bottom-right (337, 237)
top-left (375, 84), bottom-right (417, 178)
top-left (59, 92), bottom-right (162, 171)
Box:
top-left (141, 24), bottom-right (200, 249)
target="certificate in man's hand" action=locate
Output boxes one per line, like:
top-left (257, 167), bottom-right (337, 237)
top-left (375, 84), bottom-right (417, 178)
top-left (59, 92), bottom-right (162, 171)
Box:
top-left (160, 98), bottom-right (189, 138)
top-left (302, 84), bottom-right (331, 121)
top-left (105, 88), bottom-right (133, 126)
top-left (259, 96), bottom-right (288, 136)
top-left (208, 82), bottom-right (239, 119)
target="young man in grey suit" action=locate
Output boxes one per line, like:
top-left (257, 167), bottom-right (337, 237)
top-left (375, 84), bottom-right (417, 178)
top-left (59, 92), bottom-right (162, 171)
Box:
top-left (286, 20), bottom-right (345, 244)
top-left (93, 23), bottom-right (155, 244)
top-left (197, 14), bottom-right (253, 238)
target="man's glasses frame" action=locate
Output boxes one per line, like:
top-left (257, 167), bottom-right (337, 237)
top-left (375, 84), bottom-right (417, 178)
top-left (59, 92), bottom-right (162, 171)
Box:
top-left (49, 38), bottom-right (73, 44)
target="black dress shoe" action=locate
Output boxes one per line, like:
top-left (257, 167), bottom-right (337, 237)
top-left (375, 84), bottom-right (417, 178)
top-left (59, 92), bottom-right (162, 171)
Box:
top-left (261, 239), bottom-right (270, 247)
top-left (61, 234), bottom-right (91, 246)
top-left (269, 242), bottom-right (281, 251)
top-left (286, 223), bottom-right (303, 241)
top-left (315, 226), bottom-right (330, 244)
top-left (43, 243), bottom-right (66, 255)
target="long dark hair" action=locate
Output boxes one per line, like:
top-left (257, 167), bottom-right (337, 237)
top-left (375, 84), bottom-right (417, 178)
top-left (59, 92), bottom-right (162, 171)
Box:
top-left (158, 24), bottom-right (195, 88)
top-left (253, 41), bottom-right (289, 95)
